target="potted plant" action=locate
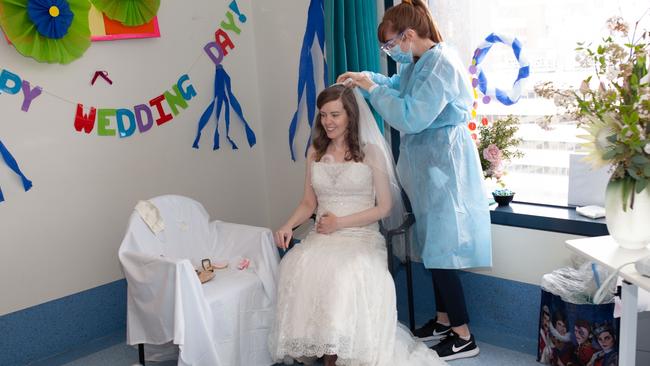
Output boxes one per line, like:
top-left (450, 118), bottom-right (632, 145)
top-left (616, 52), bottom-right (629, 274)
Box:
top-left (476, 115), bottom-right (524, 206)
top-left (492, 188), bottom-right (516, 207)
top-left (536, 16), bottom-right (650, 249)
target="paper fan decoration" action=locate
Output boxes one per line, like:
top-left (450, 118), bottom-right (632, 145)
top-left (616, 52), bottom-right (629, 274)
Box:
top-left (90, 0), bottom-right (159, 27)
top-left (0, 0), bottom-right (91, 64)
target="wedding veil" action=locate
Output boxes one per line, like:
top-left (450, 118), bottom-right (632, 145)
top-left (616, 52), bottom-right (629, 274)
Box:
top-left (349, 85), bottom-right (411, 261)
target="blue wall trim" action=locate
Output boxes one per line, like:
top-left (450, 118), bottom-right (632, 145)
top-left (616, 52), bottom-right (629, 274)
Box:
top-left (0, 280), bottom-right (127, 366)
top-left (394, 262), bottom-right (540, 355)
top-left (2, 266), bottom-right (541, 365)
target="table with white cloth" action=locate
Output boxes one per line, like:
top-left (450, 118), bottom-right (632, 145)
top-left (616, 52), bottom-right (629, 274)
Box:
top-left (119, 195), bottom-right (280, 366)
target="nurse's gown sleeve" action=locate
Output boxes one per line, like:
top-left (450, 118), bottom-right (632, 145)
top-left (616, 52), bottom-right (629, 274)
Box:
top-left (358, 71), bottom-right (401, 99)
top-left (368, 62), bottom-right (462, 134)
top-left (363, 71), bottom-right (401, 89)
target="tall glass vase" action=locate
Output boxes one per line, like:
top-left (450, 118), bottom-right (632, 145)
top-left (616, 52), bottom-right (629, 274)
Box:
top-left (605, 177), bottom-right (650, 249)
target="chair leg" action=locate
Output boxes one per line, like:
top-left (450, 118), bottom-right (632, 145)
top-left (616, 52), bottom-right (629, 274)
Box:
top-left (405, 230), bottom-right (415, 332)
top-left (138, 343), bottom-right (145, 365)
top-left (386, 233), bottom-right (394, 276)
top-left (405, 257), bottom-right (415, 332)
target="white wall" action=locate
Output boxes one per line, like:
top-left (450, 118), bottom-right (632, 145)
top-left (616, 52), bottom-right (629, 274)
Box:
top-left (252, 0), bottom-right (314, 230)
top-left (0, 0), bottom-right (271, 315)
top-left (0, 0), bottom-right (615, 321)
top-left (473, 225), bottom-right (579, 285)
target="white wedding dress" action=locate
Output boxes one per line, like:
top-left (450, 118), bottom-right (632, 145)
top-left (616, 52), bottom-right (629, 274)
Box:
top-left (269, 159), bottom-right (447, 366)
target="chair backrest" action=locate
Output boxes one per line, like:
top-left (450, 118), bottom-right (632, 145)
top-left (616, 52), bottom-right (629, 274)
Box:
top-left (119, 195), bottom-right (215, 267)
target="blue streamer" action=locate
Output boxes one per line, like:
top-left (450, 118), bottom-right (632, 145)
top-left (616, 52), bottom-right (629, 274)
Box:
top-left (495, 87), bottom-right (512, 106)
top-left (477, 70), bottom-right (488, 95)
top-left (224, 68), bottom-right (257, 149)
top-left (288, 0), bottom-right (327, 161)
top-left (214, 67), bottom-right (227, 150)
top-left (517, 65), bottom-right (530, 80)
top-left (0, 139), bottom-right (33, 203)
top-left (193, 65), bottom-right (256, 151)
top-left (213, 85), bottom-right (224, 150)
top-left (222, 81), bottom-right (235, 149)
top-left (512, 38), bottom-right (522, 60)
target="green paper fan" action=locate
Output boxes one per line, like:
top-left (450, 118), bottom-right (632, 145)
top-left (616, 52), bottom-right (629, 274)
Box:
top-left (90, 0), bottom-right (160, 27)
top-left (0, 0), bottom-right (91, 64)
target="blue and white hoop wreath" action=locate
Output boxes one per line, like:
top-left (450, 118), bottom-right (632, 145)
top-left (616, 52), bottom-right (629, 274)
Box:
top-left (469, 33), bottom-right (530, 106)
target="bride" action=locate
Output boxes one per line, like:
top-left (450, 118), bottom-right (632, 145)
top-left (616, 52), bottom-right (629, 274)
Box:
top-left (268, 82), bottom-right (447, 366)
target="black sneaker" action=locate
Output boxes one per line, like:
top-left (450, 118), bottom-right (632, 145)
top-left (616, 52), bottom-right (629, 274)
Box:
top-left (432, 333), bottom-right (479, 361)
top-left (430, 331), bottom-right (457, 352)
top-left (412, 318), bottom-right (452, 342)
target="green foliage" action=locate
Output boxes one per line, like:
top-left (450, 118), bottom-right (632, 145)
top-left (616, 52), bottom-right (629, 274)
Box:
top-left (576, 19), bottom-right (650, 201)
top-left (536, 15), bottom-right (650, 209)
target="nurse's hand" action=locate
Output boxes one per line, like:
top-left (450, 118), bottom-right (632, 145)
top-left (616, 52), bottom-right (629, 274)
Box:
top-left (337, 72), bottom-right (363, 84)
top-left (338, 72), bottom-right (376, 92)
top-left (316, 212), bottom-right (339, 234)
top-left (352, 73), bottom-right (376, 91)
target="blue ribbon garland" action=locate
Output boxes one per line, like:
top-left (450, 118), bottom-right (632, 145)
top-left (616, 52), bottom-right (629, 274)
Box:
top-left (288, 0), bottom-right (327, 161)
top-left (0, 139), bottom-right (33, 203)
top-left (193, 65), bottom-right (256, 150)
top-left (472, 33), bottom-right (529, 106)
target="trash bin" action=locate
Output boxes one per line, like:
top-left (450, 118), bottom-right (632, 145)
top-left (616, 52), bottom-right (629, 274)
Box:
top-left (537, 262), bottom-right (620, 366)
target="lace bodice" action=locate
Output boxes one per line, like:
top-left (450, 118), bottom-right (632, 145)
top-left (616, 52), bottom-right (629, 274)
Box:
top-left (311, 161), bottom-right (378, 231)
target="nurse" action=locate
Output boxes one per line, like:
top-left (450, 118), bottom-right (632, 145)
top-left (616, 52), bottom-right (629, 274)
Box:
top-left (338, 0), bottom-right (492, 361)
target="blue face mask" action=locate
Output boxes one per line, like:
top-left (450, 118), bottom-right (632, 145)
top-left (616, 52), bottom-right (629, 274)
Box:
top-left (388, 43), bottom-right (413, 64)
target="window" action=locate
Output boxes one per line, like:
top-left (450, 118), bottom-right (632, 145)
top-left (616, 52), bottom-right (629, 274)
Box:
top-left (428, 0), bottom-right (649, 206)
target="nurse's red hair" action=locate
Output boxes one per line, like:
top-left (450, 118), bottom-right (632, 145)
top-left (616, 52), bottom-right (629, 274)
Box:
top-left (378, 0), bottom-right (443, 44)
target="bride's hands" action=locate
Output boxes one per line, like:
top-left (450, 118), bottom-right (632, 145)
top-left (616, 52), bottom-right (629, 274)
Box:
top-left (274, 225), bottom-right (293, 250)
top-left (317, 212), bottom-right (339, 234)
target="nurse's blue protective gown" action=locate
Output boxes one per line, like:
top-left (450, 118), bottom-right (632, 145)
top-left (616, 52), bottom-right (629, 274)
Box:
top-left (365, 43), bottom-right (492, 269)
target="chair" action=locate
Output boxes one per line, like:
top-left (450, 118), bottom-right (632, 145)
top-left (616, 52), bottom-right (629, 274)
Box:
top-left (383, 213), bottom-right (416, 331)
top-left (119, 195), bottom-right (280, 366)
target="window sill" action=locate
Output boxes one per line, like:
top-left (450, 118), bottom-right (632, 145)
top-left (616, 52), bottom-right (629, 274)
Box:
top-left (489, 202), bottom-right (608, 237)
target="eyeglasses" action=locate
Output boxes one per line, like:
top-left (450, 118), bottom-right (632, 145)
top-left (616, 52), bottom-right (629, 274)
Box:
top-left (380, 31), bottom-right (405, 55)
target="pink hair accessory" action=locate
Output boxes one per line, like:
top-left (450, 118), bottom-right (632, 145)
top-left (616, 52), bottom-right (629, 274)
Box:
top-left (237, 258), bottom-right (251, 270)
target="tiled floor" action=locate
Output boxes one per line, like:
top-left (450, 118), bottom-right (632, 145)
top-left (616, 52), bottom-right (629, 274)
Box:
top-left (31, 332), bottom-right (540, 366)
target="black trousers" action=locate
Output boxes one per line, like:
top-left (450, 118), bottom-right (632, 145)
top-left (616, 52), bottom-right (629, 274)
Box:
top-left (431, 269), bottom-right (470, 327)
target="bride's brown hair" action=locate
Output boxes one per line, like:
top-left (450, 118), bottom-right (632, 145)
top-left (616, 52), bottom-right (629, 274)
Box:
top-left (312, 84), bottom-right (364, 163)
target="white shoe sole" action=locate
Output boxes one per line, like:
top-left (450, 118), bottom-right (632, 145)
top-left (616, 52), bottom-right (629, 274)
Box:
top-left (438, 346), bottom-right (480, 361)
